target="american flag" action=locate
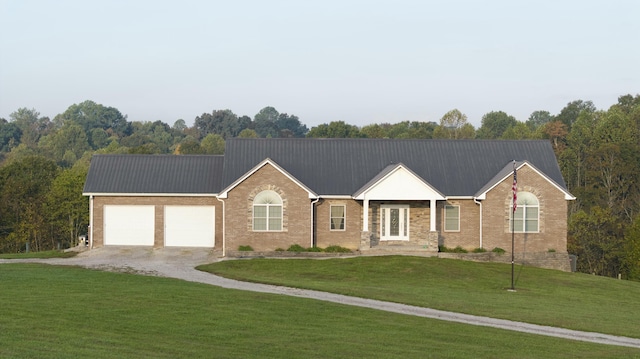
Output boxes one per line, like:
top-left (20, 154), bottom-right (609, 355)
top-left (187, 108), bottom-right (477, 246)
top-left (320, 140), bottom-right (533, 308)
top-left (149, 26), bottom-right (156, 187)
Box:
top-left (512, 161), bottom-right (518, 213)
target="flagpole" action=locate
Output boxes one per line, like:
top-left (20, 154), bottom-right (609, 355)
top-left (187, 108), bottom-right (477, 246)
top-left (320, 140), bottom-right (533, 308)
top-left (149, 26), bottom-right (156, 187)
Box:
top-left (510, 160), bottom-right (517, 291)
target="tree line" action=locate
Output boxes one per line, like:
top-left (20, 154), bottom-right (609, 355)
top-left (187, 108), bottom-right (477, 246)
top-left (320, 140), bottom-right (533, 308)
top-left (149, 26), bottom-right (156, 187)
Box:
top-left (1, 96), bottom-right (639, 280)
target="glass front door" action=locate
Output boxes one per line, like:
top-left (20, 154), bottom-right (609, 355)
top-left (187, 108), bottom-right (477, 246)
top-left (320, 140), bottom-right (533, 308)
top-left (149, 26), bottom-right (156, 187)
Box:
top-left (380, 205), bottom-right (409, 240)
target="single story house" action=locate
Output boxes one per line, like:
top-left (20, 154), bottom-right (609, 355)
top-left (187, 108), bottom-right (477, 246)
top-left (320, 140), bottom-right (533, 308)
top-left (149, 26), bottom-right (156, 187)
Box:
top-left (83, 138), bottom-right (574, 257)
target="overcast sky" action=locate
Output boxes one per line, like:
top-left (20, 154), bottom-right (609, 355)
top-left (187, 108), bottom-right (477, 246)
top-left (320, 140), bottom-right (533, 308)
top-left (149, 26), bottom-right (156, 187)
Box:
top-left (1, 0), bottom-right (638, 128)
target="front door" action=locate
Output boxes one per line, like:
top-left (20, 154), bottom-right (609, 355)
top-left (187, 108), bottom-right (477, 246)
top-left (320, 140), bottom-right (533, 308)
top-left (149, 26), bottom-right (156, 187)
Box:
top-left (380, 205), bottom-right (409, 240)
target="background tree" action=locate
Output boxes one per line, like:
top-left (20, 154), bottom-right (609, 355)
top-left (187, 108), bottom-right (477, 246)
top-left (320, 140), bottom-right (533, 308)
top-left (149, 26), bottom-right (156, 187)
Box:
top-left (45, 165), bottom-right (89, 248)
top-left (306, 121), bottom-right (363, 138)
top-left (0, 156), bottom-right (59, 252)
top-left (200, 134), bottom-right (225, 154)
top-left (541, 121), bottom-right (568, 154)
top-left (9, 108), bottom-right (53, 148)
top-left (237, 129), bottom-right (259, 138)
top-left (38, 122), bottom-right (91, 166)
top-left (500, 122), bottom-right (533, 139)
top-left (194, 109), bottom-right (245, 139)
top-left (275, 113), bottom-right (308, 138)
top-left (476, 111), bottom-right (518, 139)
top-left (361, 123), bottom-right (390, 138)
top-left (526, 110), bottom-right (554, 130)
top-left (434, 109), bottom-right (470, 139)
top-left (172, 119), bottom-right (187, 132)
top-left (253, 107), bottom-right (280, 138)
top-left (55, 100), bottom-right (132, 143)
top-left (624, 214), bottom-right (640, 280)
top-left (568, 206), bottom-right (624, 277)
top-left (0, 119), bottom-right (21, 153)
top-left (555, 100), bottom-right (596, 131)
top-left (174, 138), bottom-right (205, 154)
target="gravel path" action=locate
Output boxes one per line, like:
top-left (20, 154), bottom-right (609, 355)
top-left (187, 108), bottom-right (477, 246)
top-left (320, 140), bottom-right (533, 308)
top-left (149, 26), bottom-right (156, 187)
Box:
top-left (3, 247), bottom-right (640, 349)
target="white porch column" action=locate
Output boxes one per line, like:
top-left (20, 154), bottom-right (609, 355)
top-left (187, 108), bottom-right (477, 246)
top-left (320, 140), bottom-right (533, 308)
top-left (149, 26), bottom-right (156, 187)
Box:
top-left (362, 199), bottom-right (369, 231)
top-left (430, 199), bottom-right (437, 232)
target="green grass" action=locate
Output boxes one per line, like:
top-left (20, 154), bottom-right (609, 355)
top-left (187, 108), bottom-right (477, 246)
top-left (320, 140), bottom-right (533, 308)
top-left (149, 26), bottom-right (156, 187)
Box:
top-left (1, 264), bottom-right (638, 358)
top-left (199, 256), bottom-right (640, 339)
top-left (0, 250), bottom-right (78, 259)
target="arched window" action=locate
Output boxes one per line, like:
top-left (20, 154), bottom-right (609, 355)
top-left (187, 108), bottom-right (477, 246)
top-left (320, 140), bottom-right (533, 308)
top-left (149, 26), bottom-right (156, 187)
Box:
top-left (253, 190), bottom-right (282, 231)
top-left (511, 191), bottom-right (539, 233)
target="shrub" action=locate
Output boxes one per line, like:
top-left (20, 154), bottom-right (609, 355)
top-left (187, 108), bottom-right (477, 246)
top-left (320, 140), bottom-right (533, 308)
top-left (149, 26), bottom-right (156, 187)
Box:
top-left (306, 247), bottom-right (324, 252)
top-left (439, 245), bottom-right (467, 253)
top-left (452, 246), bottom-right (468, 253)
top-left (286, 244), bottom-right (306, 252)
top-left (324, 245), bottom-right (352, 253)
top-left (238, 245), bottom-right (254, 251)
top-left (492, 247), bottom-right (506, 254)
top-left (274, 248), bottom-right (285, 252)
top-left (472, 247), bottom-right (487, 253)
top-left (548, 248), bottom-right (556, 253)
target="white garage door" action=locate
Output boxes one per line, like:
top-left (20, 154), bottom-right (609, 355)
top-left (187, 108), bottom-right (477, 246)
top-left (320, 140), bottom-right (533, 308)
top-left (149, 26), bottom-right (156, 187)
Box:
top-left (165, 206), bottom-right (215, 247)
top-left (104, 205), bottom-right (155, 246)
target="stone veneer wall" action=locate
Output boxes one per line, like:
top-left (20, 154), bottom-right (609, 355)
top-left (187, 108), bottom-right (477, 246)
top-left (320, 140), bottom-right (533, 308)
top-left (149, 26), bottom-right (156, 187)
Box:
top-left (366, 201), bottom-right (433, 247)
top-left (223, 163), bottom-right (312, 251)
top-left (91, 196), bottom-right (221, 248)
top-left (439, 252), bottom-right (572, 272)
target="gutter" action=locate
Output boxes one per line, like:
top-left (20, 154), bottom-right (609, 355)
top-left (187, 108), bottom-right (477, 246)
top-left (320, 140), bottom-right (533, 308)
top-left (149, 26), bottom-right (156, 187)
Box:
top-left (473, 197), bottom-right (483, 249)
top-left (89, 195), bottom-right (94, 249)
top-left (216, 196), bottom-right (226, 257)
top-left (310, 198), bottom-right (320, 247)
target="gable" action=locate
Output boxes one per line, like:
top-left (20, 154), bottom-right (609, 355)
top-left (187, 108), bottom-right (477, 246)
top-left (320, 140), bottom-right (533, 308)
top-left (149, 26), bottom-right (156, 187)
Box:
top-left (218, 158), bottom-right (317, 199)
top-left (475, 161), bottom-right (575, 200)
top-left (354, 164), bottom-right (445, 200)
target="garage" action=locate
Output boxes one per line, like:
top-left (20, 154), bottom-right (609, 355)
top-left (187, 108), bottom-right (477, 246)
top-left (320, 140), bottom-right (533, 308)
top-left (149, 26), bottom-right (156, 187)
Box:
top-left (104, 205), bottom-right (155, 246)
top-left (165, 206), bottom-right (215, 247)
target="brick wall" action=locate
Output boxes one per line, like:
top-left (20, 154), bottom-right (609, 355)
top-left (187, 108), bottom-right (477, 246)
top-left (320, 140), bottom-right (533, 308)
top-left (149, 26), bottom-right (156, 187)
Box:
top-left (91, 196), bottom-right (221, 248)
top-left (481, 165), bottom-right (568, 253)
top-left (438, 199), bottom-right (481, 250)
top-left (315, 199), bottom-right (362, 249)
top-left (223, 163), bottom-right (312, 251)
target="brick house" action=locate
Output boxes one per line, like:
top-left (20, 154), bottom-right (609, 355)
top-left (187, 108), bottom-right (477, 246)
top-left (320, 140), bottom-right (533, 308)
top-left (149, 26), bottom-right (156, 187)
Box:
top-left (83, 139), bottom-right (574, 257)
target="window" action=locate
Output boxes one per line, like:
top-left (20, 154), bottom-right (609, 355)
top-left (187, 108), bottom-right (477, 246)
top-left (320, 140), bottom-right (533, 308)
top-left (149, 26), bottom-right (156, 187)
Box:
top-left (330, 205), bottom-right (346, 230)
top-left (444, 205), bottom-right (460, 232)
top-left (511, 192), bottom-right (539, 233)
top-left (253, 190), bottom-right (282, 231)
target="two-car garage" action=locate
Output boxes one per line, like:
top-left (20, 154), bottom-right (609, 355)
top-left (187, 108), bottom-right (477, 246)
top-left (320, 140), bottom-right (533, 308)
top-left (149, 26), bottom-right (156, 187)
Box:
top-left (103, 205), bottom-right (215, 247)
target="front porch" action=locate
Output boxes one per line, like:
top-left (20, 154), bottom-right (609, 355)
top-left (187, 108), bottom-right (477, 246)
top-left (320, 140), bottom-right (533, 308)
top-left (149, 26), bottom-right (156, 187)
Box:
top-left (352, 163), bottom-right (445, 253)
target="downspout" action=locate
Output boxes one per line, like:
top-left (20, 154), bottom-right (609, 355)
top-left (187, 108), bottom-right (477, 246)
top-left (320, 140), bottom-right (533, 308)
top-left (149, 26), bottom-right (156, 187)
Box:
top-left (216, 196), bottom-right (226, 257)
top-left (89, 195), bottom-right (94, 249)
top-left (310, 198), bottom-right (320, 248)
top-left (473, 198), bottom-right (482, 249)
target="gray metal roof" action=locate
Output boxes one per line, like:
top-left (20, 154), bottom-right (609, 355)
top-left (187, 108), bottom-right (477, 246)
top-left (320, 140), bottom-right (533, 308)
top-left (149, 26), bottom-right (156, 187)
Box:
top-left (222, 138), bottom-right (568, 196)
top-left (83, 154), bottom-right (224, 194)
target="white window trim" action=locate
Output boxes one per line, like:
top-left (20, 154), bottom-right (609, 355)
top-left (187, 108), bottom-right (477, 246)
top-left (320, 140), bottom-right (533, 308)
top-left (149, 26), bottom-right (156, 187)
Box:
top-left (510, 192), bottom-right (540, 233)
top-left (330, 204), bottom-right (346, 231)
top-left (252, 190), bottom-right (283, 232)
top-left (444, 204), bottom-right (460, 232)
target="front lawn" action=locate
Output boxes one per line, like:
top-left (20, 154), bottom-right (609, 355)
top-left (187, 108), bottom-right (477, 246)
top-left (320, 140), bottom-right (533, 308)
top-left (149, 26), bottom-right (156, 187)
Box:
top-left (198, 256), bottom-right (640, 338)
top-left (1, 263), bottom-right (637, 358)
